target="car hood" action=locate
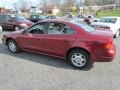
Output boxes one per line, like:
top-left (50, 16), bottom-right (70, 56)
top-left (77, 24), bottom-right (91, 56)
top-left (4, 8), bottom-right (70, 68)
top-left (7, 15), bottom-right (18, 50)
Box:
top-left (17, 20), bottom-right (34, 25)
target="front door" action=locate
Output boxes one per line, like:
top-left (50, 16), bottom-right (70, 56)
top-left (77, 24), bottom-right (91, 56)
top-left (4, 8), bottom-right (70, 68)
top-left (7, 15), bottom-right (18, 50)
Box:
top-left (17, 22), bottom-right (47, 52)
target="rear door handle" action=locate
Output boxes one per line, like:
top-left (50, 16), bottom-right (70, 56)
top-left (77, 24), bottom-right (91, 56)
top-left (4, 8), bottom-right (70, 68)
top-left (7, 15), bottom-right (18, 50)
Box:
top-left (64, 40), bottom-right (70, 42)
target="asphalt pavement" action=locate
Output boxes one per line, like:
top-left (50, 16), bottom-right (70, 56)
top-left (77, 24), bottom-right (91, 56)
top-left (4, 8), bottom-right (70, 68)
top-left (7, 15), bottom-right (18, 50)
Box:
top-left (0, 31), bottom-right (120, 90)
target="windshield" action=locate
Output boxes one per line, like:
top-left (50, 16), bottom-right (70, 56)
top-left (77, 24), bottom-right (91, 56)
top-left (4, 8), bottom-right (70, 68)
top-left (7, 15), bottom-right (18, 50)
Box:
top-left (71, 21), bottom-right (95, 32)
top-left (99, 18), bottom-right (117, 23)
top-left (12, 15), bottom-right (27, 20)
top-left (31, 15), bottom-right (45, 19)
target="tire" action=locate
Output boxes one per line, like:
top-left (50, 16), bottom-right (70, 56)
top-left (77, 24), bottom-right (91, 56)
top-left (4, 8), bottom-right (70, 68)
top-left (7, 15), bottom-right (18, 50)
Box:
top-left (14, 26), bottom-right (20, 31)
top-left (114, 30), bottom-right (119, 38)
top-left (0, 26), bottom-right (2, 33)
top-left (68, 49), bottom-right (93, 69)
top-left (7, 39), bottom-right (20, 53)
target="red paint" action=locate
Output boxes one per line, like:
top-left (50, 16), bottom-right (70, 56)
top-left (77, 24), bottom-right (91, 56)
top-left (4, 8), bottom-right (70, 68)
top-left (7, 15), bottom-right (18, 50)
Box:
top-left (2, 19), bottom-right (116, 62)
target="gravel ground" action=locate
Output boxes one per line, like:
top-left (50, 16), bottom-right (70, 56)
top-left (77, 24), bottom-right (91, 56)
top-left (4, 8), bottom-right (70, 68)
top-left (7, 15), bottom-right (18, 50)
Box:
top-left (0, 31), bottom-right (120, 90)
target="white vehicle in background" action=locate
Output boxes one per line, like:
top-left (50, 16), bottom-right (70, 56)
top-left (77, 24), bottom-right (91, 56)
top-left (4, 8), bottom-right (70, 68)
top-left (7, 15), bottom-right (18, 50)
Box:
top-left (91, 17), bottom-right (120, 38)
top-left (0, 25), bottom-right (2, 33)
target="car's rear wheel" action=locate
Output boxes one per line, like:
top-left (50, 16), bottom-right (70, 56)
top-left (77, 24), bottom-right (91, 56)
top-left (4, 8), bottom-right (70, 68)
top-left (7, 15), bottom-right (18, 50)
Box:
top-left (14, 26), bottom-right (20, 31)
top-left (7, 39), bottom-right (20, 53)
top-left (68, 49), bottom-right (93, 69)
top-left (114, 30), bottom-right (119, 38)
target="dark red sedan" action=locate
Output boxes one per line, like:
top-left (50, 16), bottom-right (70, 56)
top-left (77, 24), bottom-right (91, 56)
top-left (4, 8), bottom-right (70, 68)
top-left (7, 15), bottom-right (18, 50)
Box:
top-left (2, 19), bottom-right (116, 69)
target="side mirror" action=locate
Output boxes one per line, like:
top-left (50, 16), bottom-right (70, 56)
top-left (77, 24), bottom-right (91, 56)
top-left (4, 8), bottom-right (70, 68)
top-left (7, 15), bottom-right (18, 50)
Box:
top-left (22, 29), bottom-right (28, 35)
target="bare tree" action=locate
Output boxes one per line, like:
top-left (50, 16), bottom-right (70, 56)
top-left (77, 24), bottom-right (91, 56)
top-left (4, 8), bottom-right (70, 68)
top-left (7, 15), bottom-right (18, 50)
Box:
top-left (20, 0), bottom-right (30, 12)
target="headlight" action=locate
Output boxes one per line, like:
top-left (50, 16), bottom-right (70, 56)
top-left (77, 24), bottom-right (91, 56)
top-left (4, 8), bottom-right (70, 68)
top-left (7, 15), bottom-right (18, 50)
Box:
top-left (20, 23), bottom-right (28, 28)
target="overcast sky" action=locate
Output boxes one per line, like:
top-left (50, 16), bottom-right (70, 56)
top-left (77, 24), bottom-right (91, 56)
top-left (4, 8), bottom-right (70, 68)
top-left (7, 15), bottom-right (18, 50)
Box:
top-left (0, 0), bottom-right (39, 9)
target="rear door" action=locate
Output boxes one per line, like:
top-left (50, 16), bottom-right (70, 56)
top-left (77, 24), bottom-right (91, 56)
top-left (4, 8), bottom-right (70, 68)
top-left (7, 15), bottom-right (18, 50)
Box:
top-left (42, 22), bottom-right (77, 57)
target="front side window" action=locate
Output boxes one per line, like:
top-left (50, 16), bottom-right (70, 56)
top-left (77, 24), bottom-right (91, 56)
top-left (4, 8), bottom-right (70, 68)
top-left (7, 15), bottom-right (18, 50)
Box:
top-left (5, 15), bottom-right (12, 21)
top-left (48, 22), bottom-right (75, 35)
top-left (28, 23), bottom-right (46, 34)
top-left (0, 15), bottom-right (5, 21)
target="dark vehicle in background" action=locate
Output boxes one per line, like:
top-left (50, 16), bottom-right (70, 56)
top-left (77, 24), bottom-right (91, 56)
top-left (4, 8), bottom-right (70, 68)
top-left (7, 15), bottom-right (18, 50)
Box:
top-left (0, 14), bottom-right (34, 31)
top-left (45, 15), bottom-right (57, 19)
top-left (29, 14), bottom-right (45, 23)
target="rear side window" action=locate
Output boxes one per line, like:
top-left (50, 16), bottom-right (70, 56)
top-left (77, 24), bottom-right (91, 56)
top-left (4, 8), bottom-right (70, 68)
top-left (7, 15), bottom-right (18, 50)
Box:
top-left (65, 26), bottom-right (75, 35)
top-left (5, 15), bottom-right (12, 21)
top-left (48, 22), bottom-right (75, 35)
top-left (0, 15), bottom-right (5, 21)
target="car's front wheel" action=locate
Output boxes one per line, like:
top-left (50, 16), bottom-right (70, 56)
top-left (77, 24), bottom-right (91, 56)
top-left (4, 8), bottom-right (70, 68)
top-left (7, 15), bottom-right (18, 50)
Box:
top-left (7, 39), bottom-right (20, 53)
top-left (0, 26), bottom-right (2, 32)
top-left (14, 26), bottom-right (20, 31)
top-left (68, 49), bottom-right (93, 69)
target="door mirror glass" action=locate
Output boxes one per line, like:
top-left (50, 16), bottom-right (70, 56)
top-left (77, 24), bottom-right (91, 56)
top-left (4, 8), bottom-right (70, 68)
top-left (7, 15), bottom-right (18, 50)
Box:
top-left (22, 29), bottom-right (28, 34)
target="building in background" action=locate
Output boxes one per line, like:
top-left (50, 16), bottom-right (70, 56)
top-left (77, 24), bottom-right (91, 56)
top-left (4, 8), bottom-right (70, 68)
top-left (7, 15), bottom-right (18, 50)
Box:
top-left (52, 7), bottom-right (60, 15)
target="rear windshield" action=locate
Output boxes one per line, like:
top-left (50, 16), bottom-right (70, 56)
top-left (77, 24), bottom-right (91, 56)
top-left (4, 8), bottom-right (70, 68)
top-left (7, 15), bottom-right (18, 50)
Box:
top-left (99, 18), bottom-right (117, 23)
top-left (71, 21), bottom-right (95, 32)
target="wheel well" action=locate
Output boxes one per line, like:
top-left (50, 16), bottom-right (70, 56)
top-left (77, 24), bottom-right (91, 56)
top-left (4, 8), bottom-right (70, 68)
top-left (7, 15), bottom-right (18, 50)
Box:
top-left (66, 47), bottom-right (90, 59)
top-left (6, 38), bottom-right (14, 45)
top-left (14, 25), bottom-right (20, 29)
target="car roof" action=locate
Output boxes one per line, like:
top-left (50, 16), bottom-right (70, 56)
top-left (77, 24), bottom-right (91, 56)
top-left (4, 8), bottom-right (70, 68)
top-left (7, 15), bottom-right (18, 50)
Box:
top-left (39, 18), bottom-right (75, 24)
top-left (30, 14), bottom-right (43, 16)
top-left (0, 14), bottom-right (16, 15)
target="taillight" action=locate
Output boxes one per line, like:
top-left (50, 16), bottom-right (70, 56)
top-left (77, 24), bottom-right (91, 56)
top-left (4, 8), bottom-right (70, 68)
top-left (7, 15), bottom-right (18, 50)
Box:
top-left (105, 39), bottom-right (113, 49)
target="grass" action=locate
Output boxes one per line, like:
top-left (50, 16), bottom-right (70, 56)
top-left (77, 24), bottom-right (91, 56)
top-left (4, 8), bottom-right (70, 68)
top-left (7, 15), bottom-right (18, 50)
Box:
top-left (98, 9), bottom-right (120, 17)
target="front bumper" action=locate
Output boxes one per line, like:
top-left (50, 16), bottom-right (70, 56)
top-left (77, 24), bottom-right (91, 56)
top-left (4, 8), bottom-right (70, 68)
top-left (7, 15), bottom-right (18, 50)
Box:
top-left (2, 35), bottom-right (7, 44)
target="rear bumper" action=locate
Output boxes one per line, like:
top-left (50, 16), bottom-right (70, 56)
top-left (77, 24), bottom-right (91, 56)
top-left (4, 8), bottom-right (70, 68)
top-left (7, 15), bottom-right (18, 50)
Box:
top-left (92, 46), bottom-right (116, 62)
top-left (92, 56), bottom-right (115, 62)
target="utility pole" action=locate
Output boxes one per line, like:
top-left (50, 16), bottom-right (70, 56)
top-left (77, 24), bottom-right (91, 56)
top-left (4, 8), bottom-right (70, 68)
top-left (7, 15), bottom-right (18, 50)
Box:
top-left (68, 0), bottom-right (70, 14)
